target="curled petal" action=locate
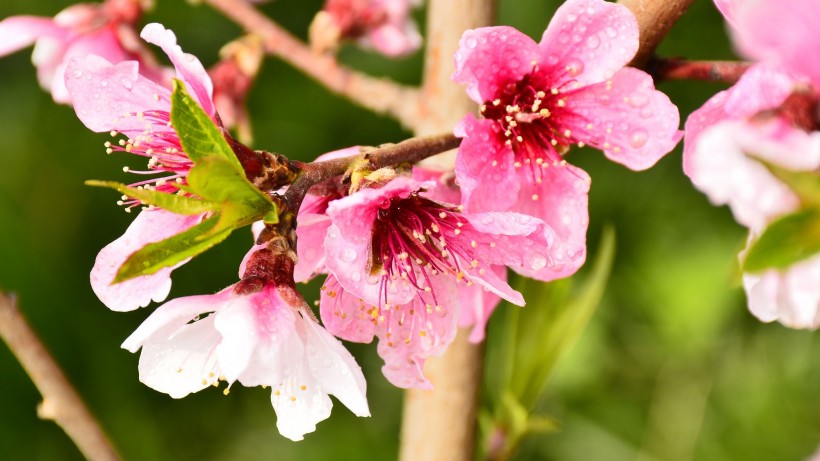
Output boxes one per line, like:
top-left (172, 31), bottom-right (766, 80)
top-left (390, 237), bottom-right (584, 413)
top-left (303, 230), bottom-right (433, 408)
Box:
top-left (567, 67), bottom-right (682, 170)
top-left (457, 273), bottom-right (502, 343)
top-left (452, 26), bottom-right (541, 103)
top-left (539, 0), bottom-right (639, 86)
top-left (140, 23), bottom-right (215, 117)
top-left (91, 210), bottom-right (204, 311)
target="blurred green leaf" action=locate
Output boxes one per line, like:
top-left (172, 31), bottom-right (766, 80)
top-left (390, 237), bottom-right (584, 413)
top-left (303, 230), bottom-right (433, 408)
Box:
top-left (170, 79), bottom-right (241, 170)
top-left (743, 209), bottom-right (820, 272)
top-left (113, 214), bottom-right (232, 283)
top-left (85, 180), bottom-right (218, 215)
top-left (759, 160), bottom-right (820, 208)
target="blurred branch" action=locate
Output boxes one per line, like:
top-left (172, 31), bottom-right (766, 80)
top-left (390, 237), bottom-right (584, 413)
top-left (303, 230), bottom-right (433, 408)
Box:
top-left (650, 57), bottom-right (750, 84)
top-left (203, 0), bottom-right (421, 131)
top-left (617, 0), bottom-right (696, 68)
top-left (0, 292), bottom-right (120, 461)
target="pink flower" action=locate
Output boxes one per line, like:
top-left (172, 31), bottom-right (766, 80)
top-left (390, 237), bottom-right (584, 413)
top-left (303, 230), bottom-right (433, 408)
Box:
top-left (451, 0), bottom-right (680, 265)
top-left (310, 0), bottom-right (421, 57)
top-left (121, 280), bottom-right (370, 441)
top-left (0, 0), bottom-right (167, 103)
top-left (729, 0), bottom-right (820, 88)
top-left (65, 23), bottom-right (217, 311)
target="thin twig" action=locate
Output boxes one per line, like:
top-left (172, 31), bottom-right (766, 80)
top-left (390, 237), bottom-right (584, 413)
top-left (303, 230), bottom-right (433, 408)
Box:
top-left (650, 57), bottom-right (750, 84)
top-left (0, 292), bottom-right (121, 461)
top-left (203, 0), bottom-right (421, 131)
top-left (617, 0), bottom-right (697, 68)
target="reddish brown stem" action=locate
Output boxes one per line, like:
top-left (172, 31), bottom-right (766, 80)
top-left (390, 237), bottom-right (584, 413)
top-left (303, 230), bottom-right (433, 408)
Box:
top-left (650, 57), bottom-right (751, 84)
top-left (203, 0), bottom-right (421, 130)
top-left (0, 293), bottom-right (121, 461)
top-left (617, 0), bottom-right (696, 68)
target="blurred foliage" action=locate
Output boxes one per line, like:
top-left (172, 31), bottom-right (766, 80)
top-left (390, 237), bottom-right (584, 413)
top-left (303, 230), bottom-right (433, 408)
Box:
top-left (0, 1), bottom-right (818, 460)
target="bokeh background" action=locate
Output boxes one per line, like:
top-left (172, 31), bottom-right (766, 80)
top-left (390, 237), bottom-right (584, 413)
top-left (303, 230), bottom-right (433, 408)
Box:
top-left (1, 0), bottom-right (818, 460)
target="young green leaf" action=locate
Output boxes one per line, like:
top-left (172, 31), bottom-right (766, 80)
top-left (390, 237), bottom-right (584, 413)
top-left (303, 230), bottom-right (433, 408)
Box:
top-left (170, 79), bottom-right (242, 170)
top-left (113, 215), bottom-right (232, 283)
top-left (186, 155), bottom-right (272, 209)
top-left (742, 209), bottom-right (820, 272)
top-left (85, 180), bottom-right (218, 215)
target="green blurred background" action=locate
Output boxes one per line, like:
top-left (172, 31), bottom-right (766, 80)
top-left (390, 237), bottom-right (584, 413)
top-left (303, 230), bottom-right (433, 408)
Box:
top-left (0, 0), bottom-right (817, 460)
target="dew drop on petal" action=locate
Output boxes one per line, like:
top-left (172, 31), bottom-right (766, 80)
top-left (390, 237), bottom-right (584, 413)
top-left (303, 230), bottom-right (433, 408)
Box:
top-left (565, 58), bottom-right (584, 77)
top-left (100, 80), bottom-right (108, 87)
top-left (340, 248), bottom-right (357, 262)
top-left (71, 69), bottom-right (83, 79)
top-left (465, 37), bottom-right (477, 49)
top-left (605, 26), bottom-right (618, 38)
top-left (586, 35), bottom-right (600, 49)
top-left (351, 272), bottom-right (362, 282)
top-left (629, 130), bottom-right (648, 148)
top-left (120, 78), bottom-right (134, 90)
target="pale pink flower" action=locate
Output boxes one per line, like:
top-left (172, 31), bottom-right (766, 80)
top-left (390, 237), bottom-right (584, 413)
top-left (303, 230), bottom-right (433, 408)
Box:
top-left (310, 0), bottom-right (421, 57)
top-left (452, 0), bottom-right (680, 264)
top-left (122, 281), bottom-right (370, 441)
top-left (0, 0), bottom-right (167, 103)
top-left (65, 23), bottom-right (217, 311)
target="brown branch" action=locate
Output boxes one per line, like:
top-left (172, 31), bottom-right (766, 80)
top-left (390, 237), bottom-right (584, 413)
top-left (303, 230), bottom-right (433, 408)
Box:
top-left (617, 0), bottom-right (696, 68)
top-left (0, 292), bottom-right (121, 461)
top-left (203, 0), bottom-right (421, 131)
top-left (650, 57), bottom-right (751, 84)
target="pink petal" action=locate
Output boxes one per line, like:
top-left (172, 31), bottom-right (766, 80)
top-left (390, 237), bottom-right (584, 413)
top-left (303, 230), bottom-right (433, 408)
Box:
top-left (140, 23), bottom-right (215, 117)
top-left (733, 0), bottom-right (820, 87)
top-left (298, 311), bottom-right (370, 417)
top-left (325, 175), bottom-right (419, 237)
top-left (455, 114), bottom-right (520, 212)
top-left (744, 252), bottom-right (820, 329)
top-left (91, 210), bottom-right (204, 311)
top-left (366, 22), bottom-right (421, 57)
top-left (65, 55), bottom-right (172, 133)
top-left (567, 67), bottom-right (682, 170)
top-left (683, 63), bottom-right (796, 166)
top-left (270, 354), bottom-right (333, 442)
top-left (457, 273), bottom-right (502, 343)
top-left (713, 0), bottom-right (743, 26)
top-left (452, 26), bottom-right (541, 103)
top-left (0, 16), bottom-right (65, 56)
top-left (214, 289), bottom-right (293, 385)
top-left (413, 167), bottom-right (461, 206)
top-left (376, 275), bottom-right (458, 389)
top-left (294, 213), bottom-right (332, 283)
top-left (319, 275), bottom-right (377, 343)
top-left (539, 0), bottom-right (639, 86)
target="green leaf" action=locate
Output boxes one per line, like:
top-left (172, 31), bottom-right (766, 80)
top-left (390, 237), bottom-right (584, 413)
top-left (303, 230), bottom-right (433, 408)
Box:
top-left (114, 215), bottom-right (232, 283)
top-left (742, 209), bottom-right (820, 272)
top-left (170, 79), bottom-right (241, 170)
top-left (758, 159), bottom-right (820, 208)
top-left (85, 180), bottom-right (218, 215)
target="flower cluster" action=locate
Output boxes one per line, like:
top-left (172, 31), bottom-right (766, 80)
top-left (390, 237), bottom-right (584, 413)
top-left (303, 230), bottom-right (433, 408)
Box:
top-left (39, 0), bottom-right (682, 442)
top-left (683, 0), bottom-right (820, 328)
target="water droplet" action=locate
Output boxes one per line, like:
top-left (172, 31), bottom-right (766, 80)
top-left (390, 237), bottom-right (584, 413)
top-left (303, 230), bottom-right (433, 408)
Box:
top-left (598, 94), bottom-right (612, 105)
top-left (508, 58), bottom-right (521, 69)
top-left (527, 253), bottom-right (548, 271)
top-left (546, 54), bottom-right (559, 66)
top-left (120, 78), bottom-right (133, 90)
top-left (605, 26), bottom-right (618, 38)
top-left (558, 33), bottom-right (570, 44)
top-left (565, 58), bottom-right (584, 77)
top-left (629, 130), bottom-right (648, 148)
top-left (71, 69), bottom-right (83, 79)
top-left (628, 93), bottom-right (649, 107)
top-left (465, 37), bottom-right (477, 49)
top-left (99, 80), bottom-right (108, 87)
top-left (640, 108), bottom-right (653, 119)
top-left (586, 35), bottom-right (600, 49)
top-left (341, 248), bottom-right (357, 262)
top-left (351, 272), bottom-right (362, 282)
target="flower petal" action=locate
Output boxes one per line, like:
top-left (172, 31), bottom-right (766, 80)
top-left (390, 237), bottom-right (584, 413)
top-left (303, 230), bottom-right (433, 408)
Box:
top-left (140, 23), bottom-right (215, 117)
top-left (567, 67), bottom-right (681, 170)
top-left (270, 360), bottom-right (333, 442)
top-left (457, 273), bottom-right (502, 343)
top-left (452, 26), bottom-right (541, 103)
top-left (539, 0), bottom-right (639, 86)
top-left (319, 275), bottom-right (377, 343)
top-left (455, 114), bottom-right (520, 213)
top-left (744, 252), bottom-right (820, 329)
top-left (733, 0), bottom-right (820, 87)
top-left (294, 213), bottom-right (332, 283)
top-left (65, 55), bottom-right (172, 133)
top-left (299, 312), bottom-right (370, 417)
top-left (0, 16), bottom-right (64, 56)
top-left (91, 210), bottom-right (203, 311)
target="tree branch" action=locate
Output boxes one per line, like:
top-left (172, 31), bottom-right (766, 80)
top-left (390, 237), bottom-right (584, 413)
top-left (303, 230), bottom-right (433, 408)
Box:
top-left (650, 57), bottom-right (750, 84)
top-left (0, 292), bottom-right (120, 461)
top-left (204, 0), bottom-right (421, 131)
top-left (617, 0), bottom-right (696, 68)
